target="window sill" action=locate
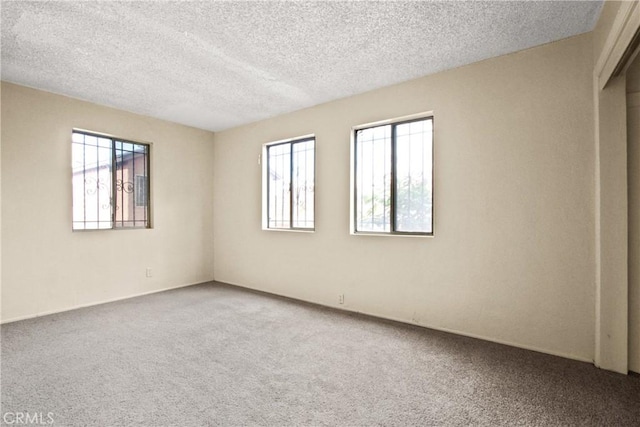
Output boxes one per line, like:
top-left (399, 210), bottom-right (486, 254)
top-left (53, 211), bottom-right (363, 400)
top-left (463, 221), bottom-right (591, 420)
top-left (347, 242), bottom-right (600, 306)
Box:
top-left (72, 226), bottom-right (152, 232)
top-left (262, 227), bottom-right (315, 233)
top-left (350, 231), bottom-right (434, 238)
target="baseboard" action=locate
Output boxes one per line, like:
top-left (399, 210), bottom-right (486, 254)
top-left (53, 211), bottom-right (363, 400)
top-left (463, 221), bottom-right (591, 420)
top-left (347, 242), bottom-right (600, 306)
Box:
top-left (0, 280), bottom-right (213, 325)
top-left (2, 277), bottom-right (596, 366)
top-left (217, 279), bottom-right (594, 365)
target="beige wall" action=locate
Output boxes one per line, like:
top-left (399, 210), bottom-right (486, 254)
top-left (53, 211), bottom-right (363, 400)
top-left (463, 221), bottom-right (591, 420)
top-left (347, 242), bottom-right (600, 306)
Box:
top-left (592, 0), bottom-right (632, 374)
top-left (627, 60), bottom-right (640, 374)
top-left (593, 1), bottom-right (623, 62)
top-left (626, 55), bottom-right (640, 93)
top-left (213, 34), bottom-right (596, 361)
top-left (1, 82), bottom-right (215, 322)
top-left (594, 75), bottom-right (628, 373)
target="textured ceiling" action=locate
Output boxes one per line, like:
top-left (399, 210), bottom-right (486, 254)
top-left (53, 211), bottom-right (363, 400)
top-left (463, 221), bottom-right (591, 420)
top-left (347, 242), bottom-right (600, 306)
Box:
top-left (1, 1), bottom-right (603, 132)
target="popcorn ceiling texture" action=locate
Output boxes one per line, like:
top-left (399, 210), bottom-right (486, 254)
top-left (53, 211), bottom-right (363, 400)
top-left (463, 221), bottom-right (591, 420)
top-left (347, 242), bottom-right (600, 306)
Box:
top-left (1, 1), bottom-right (603, 132)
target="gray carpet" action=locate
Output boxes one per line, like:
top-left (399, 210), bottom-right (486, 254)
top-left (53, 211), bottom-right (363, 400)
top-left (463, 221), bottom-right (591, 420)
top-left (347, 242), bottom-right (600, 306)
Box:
top-left (1, 282), bottom-right (639, 426)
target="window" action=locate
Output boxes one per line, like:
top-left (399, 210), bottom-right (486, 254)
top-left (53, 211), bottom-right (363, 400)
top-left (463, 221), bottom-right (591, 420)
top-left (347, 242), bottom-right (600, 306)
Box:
top-left (264, 136), bottom-right (315, 230)
top-left (353, 116), bottom-right (433, 235)
top-left (72, 130), bottom-right (150, 230)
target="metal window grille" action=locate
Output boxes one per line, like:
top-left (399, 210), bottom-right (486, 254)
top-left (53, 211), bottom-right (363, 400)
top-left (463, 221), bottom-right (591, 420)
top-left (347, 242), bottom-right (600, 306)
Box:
top-left (72, 130), bottom-right (150, 230)
top-left (266, 137), bottom-right (315, 230)
top-left (354, 117), bottom-right (433, 235)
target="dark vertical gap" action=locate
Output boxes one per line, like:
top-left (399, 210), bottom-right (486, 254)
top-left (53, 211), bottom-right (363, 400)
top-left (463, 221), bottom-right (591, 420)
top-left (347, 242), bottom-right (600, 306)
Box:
top-left (132, 145), bottom-right (136, 226)
top-left (289, 142), bottom-right (294, 229)
top-left (111, 138), bottom-right (116, 229)
top-left (82, 134), bottom-right (86, 228)
top-left (390, 124), bottom-right (397, 232)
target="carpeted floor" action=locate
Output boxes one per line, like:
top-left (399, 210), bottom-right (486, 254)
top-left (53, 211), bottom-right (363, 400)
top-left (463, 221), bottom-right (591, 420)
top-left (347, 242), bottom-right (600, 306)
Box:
top-left (1, 282), bottom-right (639, 426)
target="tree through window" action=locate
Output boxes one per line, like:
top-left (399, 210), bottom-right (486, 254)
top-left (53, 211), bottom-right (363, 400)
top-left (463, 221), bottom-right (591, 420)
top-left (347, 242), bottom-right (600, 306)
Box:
top-left (354, 117), bottom-right (433, 235)
top-left (265, 136), bottom-right (315, 230)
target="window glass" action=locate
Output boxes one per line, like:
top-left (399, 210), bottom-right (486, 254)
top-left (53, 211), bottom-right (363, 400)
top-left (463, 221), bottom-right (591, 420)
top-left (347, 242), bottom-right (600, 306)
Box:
top-left (72, 131), bottom-right (150, 230)
top-left (354, 117), bottom-right (433, 235)
top-left (266, 137), bottom-right (315, 230)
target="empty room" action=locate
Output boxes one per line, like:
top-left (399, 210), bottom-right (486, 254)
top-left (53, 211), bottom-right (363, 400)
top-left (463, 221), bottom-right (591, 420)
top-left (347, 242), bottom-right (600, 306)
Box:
top-left (1, 0), bottom-right (639, 425)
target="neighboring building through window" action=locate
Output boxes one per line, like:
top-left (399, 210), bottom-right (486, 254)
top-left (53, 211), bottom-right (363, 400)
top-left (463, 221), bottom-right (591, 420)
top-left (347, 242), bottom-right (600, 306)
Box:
top-left (353, 116), bottom-right (433, 235)
top-left (72, 130), bottom-right (150, 230)
top-left (264, 136), bottom-right (315, 230)
top-left (134, 175), bottom-right (148, 207)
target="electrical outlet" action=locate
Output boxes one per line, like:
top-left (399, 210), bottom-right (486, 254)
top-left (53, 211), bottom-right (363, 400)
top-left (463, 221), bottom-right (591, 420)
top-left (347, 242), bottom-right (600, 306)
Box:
top-left (146, 268), bottom-right (153, 278)
top-left (338, 294), bottom-right (344, 304)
